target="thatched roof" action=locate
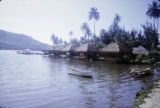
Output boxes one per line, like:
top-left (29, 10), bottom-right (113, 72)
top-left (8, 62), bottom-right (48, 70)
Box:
top-left (100, 42), bottom-right (120, 53)
top-left (62, 44), bottom-right (79, 52)
top-left (52, 45), bottom-right (64, 52)
top-left (132, 46), bottom-right (148, 55)
top-left (100, 42), bottom-right (130, 54)
top-left (75, 43), bottom-right (97, 52)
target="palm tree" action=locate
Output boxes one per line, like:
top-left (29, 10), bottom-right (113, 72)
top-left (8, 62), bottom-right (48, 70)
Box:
top-left (146, 0), bottom-right (160, 30)
top-left (69, 31), bottom-right (73, 40)
top-left (89, 7), bottom-right (100, 37)
top-left (81, 22), bottom-right (91, 39)
top-left (111, 14), bottom-right (121, 42)
top-left (114, 14), bottom-right (121, 27)
top-left (146, 0), bottom-right (160, 50)
top-left (51, 34), bottom-right (59, 46)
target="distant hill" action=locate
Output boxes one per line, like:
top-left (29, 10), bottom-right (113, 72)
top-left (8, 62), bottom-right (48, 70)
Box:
top-left (0, 30), bottom-right (50, 50)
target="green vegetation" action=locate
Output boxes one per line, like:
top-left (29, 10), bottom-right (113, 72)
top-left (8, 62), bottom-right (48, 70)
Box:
top-left (157, 76), bottom-right (160, 81)
top-left (51, 0), bottom-right (160, 107)
top-left (146, 0), bottom-right (160, 51)
top-left (69, 31), bottom-right (73, 39)
top-left (133, 79), bottom-right (160, 108)
top-left (88, 7), bottom-right (100, 37)
top-left (81, 22), bottom-right (91, 40)
top-left (133, 70), bottom-right (160, 108)
top-left (51, 34), bottom-right (63, 46)
top-left (51, 1), bottom-right (160, 53)
top-left (133, 85), bottom-right (154, 108)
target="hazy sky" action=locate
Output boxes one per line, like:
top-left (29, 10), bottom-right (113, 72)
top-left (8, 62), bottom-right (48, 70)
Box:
top-left (0, 0), bottom-right (152, 44)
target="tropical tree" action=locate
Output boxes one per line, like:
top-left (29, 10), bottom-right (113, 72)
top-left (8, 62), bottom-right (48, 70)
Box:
top-left (70, 38), bottom-right (79, 45)
top-left (69, 31), bottom-right (73, 40)
top-left (107, 14), bottom-right (121, 42)
top-left (81, 22), bottom-right (91, 39)
top-left (146, 0), bottom-right (160, 30)
top-left (146, 0), bottom-right (160, 50)
top-left (99, 29), bottom-right (112, 45)
top-left (51, 34), bottom-right (63, 46)
top-left (142, 22), bottom-right (158, 50)
top-left (59, 38), bottom-right (63, 45)
top-left (111, 14), bottom-right (121, 42)
top-left (129, 29), bottom-right (146, 48)
top-left (64, 41), bottom-right (68, 45)
top-left (51, 34), bottom-right (59, 46)
top-left (88, 7), bottom-right (100, 37)
top-left (113, 14), bottom-right (121, 28)
top-left (79, 36), bottom-right (86, 44)
top-left (115, 28), bottom-right (131, 48)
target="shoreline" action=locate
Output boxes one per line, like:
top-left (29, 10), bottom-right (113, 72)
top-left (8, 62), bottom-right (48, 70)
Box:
top-left (133, 75), bottom-right (160, 108)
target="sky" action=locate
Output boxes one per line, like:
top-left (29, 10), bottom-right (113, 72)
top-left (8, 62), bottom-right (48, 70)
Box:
top-left (0, 0), bottom-right (153, 44)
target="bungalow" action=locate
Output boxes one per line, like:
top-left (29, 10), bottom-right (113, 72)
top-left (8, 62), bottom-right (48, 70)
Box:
top-left (99, 42), bottom-right (131, 61)
top-left (42, 46), bottom-right (54, 55)
top-left (132, 46), bottom-right (149, 55)
top-left (51, 45), bottom-right (64, 57)
top-left (62, 44), bottom-right (79, 57)
top-left (74, 43), bottom-right (98, 60)
top-left (132, 46), bottom-right (152, 64)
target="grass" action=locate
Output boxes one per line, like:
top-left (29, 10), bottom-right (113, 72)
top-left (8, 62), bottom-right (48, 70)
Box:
top-left (133, 86), bottom-right (153, 108)
top-left (156, 76), bottom-right (160, 81)
top-left (133, 75), bottom-right (160, 108)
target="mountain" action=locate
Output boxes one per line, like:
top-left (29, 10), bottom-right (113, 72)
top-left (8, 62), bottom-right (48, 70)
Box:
top-left (0, 30), bottom-right (50, 50)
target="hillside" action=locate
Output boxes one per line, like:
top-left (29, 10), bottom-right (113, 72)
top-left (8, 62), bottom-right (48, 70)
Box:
top-left (0, 30), bottom-right (50, 50)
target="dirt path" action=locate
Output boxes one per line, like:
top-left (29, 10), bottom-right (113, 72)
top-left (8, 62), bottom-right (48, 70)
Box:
top-left (139, 81), bottom-right (160, 108)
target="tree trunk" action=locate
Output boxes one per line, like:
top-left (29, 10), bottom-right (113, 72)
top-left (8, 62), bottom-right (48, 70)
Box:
top-left (70, 35), bottom-right (71, 41)
top-left (94, 19), bottom-right (95, 37)
top-left (154, 18), bottom-right (156, 30)
top-left (85, 34), bottom-right (87, 39)
top-left (156, 18), bottom-right (159, 32)
top-left (157, 18), bottom-right (160, 44)
top-left (152, 19), bottom-right (156, 51)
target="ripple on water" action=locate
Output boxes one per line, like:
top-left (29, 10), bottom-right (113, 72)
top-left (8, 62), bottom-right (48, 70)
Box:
top-left (0, 51), bottom-right (154, 108)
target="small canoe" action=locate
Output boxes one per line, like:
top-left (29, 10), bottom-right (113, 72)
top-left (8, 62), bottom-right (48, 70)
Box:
top-left (130, 67), bottom-right (152, 78)
top-left (68, 68), bottom-right (92, 78)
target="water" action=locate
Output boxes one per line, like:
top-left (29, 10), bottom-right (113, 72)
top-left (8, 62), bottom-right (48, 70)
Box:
top-left (0, 50), bottom-right (154, 108)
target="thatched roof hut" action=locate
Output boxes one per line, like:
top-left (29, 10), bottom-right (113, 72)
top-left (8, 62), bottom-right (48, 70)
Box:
top-left (100, 42), bottom-right (119, 53)
top-left (62, 44), bottom-right (79, 52)
top-left (42, 45), bottom-right (58, 54)
top-left (132, 46), bottom-right (148, 55)
top-left (52, 45), bottom-right (64, 52)
top-left (100, 42), bottom-right (130, 54)
top-left (75, 43), bottom-right (97, 53)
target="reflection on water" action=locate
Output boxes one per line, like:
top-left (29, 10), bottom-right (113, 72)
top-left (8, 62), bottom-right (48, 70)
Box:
top-left (0, 50), bottom-right (153, 108)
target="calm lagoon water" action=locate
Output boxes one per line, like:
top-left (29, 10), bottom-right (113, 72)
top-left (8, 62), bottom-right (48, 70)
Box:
top-left (0, 50), bottom-right (154, 108)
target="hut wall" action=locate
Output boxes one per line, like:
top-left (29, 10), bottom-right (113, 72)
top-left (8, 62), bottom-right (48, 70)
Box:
top-left (99, 52), bottom-right (122, 61)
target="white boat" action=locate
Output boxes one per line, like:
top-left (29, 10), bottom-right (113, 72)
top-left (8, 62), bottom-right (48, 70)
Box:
top-left (68, 67), bottom-right (93, 78)
top-left (17, 49), bottom-right (44, 55)
top-left (130, 67), bottom-right (152, 77)
top-left (17, 49), bottom-right (32, 54)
